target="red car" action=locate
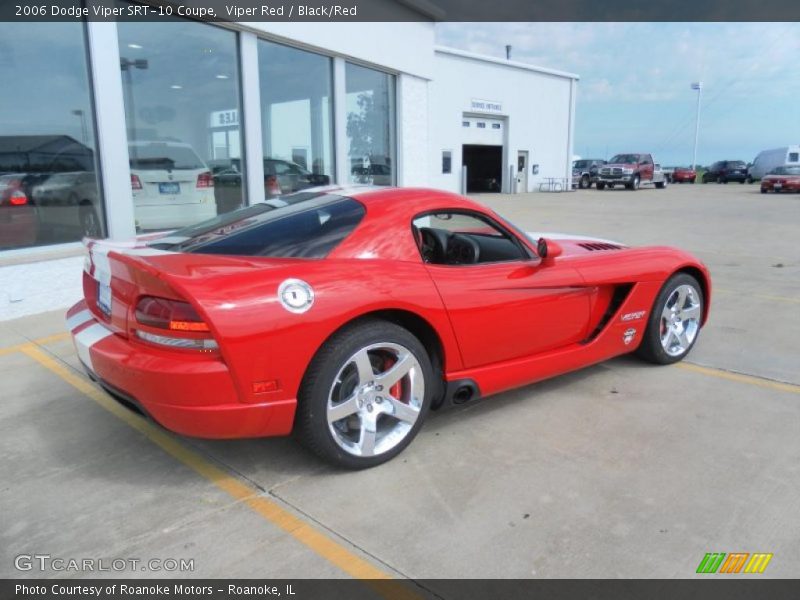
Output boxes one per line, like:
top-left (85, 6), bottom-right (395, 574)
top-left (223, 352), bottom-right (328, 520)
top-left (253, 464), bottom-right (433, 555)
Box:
top-left (671, 167), bottom-right (697, 184)
top-left (0, 174), bottom-right (38, 249)
top-left (67, 187), bottom-right (711, 468)
top-left (760, 166), bottom-right (800, 193)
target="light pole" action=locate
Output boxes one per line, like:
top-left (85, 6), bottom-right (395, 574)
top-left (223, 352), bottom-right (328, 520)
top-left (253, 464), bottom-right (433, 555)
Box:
top-left (691, 82), bottom-right (703, 170)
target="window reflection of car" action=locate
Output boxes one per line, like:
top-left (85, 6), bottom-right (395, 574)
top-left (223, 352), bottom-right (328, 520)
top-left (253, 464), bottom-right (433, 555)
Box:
top-left (0, 173), bottom-right (38, 248)
top-left (32, 171), bottom-right (102, 237)
top-left (129, 141), bottom-right (217, 231)
top-left (265, 158), bottom-right (331, 196)
top-left (351, 163), bottom-right (392, 187)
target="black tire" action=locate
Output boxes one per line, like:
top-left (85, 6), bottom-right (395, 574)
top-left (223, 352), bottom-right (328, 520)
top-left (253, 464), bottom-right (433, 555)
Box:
top-left (746, 176), bottom-right (753, 184)
top-left (295, 319), bottom-right (434, 469)
top-left (596, 183), bottom-right (606, 190)
top-left (760, 187), bottom-right (767, 194)
top-left (627, 175), bottom-right (640, 191)
top-left (579, 174), bottom-right (590, 189)
top-left (636, 273), bottom-right (704, 365)
top-left (702, 175), bottom-right (710, 184)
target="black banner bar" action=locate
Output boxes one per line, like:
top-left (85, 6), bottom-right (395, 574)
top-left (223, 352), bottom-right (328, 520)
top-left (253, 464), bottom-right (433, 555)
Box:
top-left (2, 0), bottom-right (800, 22)
top-left (3, 579), bottom-right (800, 600)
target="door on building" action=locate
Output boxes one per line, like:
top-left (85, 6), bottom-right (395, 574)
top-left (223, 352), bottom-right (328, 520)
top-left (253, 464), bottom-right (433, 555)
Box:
top-left (461, 116), bottom-right (504, 193)
top-left (516, 151), bottom-right (529, 193)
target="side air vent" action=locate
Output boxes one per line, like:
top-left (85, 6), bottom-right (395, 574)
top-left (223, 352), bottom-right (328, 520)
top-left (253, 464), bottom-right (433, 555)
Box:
top-left (578, 242), bottom-right (623, 251)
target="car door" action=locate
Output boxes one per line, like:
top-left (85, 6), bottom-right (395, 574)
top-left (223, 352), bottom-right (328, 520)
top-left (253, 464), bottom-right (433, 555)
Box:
top-left (640, 154), bottom-right (654, 182)
top-left (415, 211), bottom-right (592, 369)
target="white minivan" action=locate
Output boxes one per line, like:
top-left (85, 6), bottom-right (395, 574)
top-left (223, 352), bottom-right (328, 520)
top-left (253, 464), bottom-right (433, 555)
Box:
top-left (129, 141), bottom-right (217, 231)
top-left (748, 145), bottom-right (800, 182)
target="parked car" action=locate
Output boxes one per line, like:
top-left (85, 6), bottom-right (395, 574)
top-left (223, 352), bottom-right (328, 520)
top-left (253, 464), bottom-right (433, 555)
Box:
top-left (68, 186), bottom-right (710, 468)
top-left (702, 160), bottom-right (748, 184)
top-left (32, 171), bottom-right (102, 237)
top-left (0, 173), bottom-right (38, 248)
top-left (671, 167), bottom-right (697, 183)
top-left (129, 141), bottom-right (217, 231)
top-left (571, 159), bottom-right (605, 189)
top-left (760, 166), bottom-right (800, 193)
top-left (747, 146), bottom-right (800, 182)
top-left (596, 153), bottom-right (666, 190)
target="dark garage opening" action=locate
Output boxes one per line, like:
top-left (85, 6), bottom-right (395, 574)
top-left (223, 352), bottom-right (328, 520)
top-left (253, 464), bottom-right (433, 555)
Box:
top-left (463, 144), bottom-right (502, 193)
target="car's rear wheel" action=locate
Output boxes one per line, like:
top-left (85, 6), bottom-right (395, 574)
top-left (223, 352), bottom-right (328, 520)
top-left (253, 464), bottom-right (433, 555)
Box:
top-left (636, 273), bottom-right (703, 365)
top-left (295, 320), bottom-right (433, 469)
top-left (596, 183), bottom-right (605, 190)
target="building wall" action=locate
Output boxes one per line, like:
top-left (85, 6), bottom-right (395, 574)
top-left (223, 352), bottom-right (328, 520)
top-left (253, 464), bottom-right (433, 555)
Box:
top-left (428, 48), bottom-right (577, 194)
top-left (397, 73), bottom-right (430, 187)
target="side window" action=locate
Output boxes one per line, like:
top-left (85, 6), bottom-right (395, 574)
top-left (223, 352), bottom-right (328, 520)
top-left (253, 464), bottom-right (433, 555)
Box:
top-left (789, 152), bottom-right (799, 162)
top-left (412, 212), bottom-right (527, 266)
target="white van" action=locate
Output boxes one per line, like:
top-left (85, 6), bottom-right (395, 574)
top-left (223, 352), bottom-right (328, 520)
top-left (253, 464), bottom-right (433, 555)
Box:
top-left (748, 145), bottom-right (800, 182)
top-left (129, 141), bottom-right (217, 231)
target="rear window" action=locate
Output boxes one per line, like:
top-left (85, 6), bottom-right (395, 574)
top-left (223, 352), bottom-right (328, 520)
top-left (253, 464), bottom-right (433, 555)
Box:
top-left (129, 144), bottom-right (205, 170)
top-left (152, 192), bottom-right (365, 258)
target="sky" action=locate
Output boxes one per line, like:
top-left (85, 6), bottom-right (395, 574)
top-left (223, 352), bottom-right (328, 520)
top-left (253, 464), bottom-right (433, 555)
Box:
top-left (436, 23), bottom-right (800, 166)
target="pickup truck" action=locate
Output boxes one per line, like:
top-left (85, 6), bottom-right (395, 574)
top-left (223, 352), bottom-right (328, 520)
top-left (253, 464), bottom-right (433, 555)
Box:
top-left (596, 153), bottom-right (668, 190)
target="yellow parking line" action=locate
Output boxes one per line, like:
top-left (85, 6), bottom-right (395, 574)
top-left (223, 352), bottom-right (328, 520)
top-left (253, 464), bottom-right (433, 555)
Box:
top-left (676, 362), bottom-right (800, 394)
top-left (19, 343), bottom-right (421, 597)
top-left (0, 331), bottom-right (70, 356)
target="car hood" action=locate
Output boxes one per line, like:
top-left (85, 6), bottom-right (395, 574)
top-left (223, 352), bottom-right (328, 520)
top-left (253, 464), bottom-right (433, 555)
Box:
top-left (601, 163), bottom-right (637, 169)
top-left (526, 231), bottom-right (628, 255)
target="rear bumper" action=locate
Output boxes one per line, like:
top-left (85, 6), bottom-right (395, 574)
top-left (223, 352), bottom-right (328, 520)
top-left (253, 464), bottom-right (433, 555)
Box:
top-left (66, 300), bottom-right (296, 438)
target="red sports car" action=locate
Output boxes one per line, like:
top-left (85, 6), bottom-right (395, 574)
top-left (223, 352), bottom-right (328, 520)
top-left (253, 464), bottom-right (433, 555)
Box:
top-left (760, 166), bottom-right (800, 193)
top-left (671, 167), bottom-right (697, 184)
top-left (67, 187), bottom-right (711, 468)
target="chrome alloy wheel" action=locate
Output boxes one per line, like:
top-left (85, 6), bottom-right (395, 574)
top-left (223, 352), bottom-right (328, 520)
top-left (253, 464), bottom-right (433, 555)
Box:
top-left (659, 284), bottom-right (702, 356)
top-left (326, 342), bottom-right (424, 457)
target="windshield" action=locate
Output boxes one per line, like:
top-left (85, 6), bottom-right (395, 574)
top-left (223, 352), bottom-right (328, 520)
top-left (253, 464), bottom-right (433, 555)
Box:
top-left (728, 161), bottom-right (746, 168)
top-left (771, 166), bottom-right (800, 175)
top-left (609, 154), bottom-right (640, 164)
top-left (150, 191), bottom-right (365, 258)
top-left (129, 144), bottom-right (205, 171)
top-left (573, 160), bottom-right (591, 168)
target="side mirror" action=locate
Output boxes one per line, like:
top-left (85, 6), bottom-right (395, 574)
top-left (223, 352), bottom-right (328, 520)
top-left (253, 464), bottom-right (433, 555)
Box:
top-left (537, 237), bottom-right (563, 263)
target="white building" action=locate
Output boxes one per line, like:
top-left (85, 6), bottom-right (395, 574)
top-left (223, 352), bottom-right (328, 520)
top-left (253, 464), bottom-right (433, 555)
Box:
top-left (0, 6), bottom-right (577, 317)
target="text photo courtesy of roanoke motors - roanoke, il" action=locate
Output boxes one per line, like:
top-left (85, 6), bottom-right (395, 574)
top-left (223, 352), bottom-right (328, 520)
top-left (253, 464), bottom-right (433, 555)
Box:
top-left (1, 1), bottom-right (799, 599)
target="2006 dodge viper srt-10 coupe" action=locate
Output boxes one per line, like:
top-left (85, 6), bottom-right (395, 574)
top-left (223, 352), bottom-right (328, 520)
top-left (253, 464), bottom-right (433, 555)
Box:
top-left (68, 187), bottom-right (711, 468)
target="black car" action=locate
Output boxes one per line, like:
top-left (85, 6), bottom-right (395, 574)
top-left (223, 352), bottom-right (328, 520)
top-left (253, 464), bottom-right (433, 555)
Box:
top-left (702, 160), bottom-right (748, 184)
top-left (572, 159), bottom-right (606, 189)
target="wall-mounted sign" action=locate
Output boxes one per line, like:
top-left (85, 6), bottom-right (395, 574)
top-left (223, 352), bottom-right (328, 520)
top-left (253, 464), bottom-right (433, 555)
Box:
top-left (470, 98), bottom-right (503, 113)
top-left (209, 109), bottom-right (239, 128)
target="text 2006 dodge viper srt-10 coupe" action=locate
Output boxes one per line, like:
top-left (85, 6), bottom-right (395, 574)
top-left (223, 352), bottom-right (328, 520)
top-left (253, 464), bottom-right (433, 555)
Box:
top-left (68, 187), bottom-right (711, 468)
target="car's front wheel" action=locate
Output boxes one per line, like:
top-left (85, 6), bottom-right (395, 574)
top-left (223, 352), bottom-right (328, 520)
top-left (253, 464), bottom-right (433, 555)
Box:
top-left (295, 320), bottom-right (433, 469)
top-left (636, 273), bottom-right (704, 365)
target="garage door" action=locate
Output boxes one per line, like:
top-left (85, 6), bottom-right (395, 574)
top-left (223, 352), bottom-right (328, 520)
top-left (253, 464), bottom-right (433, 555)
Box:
top-left (462, 116), bottom-right (504, 146)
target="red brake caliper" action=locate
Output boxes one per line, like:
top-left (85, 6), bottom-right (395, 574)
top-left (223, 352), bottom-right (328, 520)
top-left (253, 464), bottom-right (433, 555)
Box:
top-left (384, 357), bottom-right (403, 399)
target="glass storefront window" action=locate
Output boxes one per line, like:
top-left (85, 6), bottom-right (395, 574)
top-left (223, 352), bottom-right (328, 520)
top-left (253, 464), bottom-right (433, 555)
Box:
top-left (345, 63), bottom-right (395, 186)
top-left (258, 40), bottom-right (334, 197)
top-left (0, 22), bottom-right (104, 250)
top-left (117, 19), bottom-right (243, 231)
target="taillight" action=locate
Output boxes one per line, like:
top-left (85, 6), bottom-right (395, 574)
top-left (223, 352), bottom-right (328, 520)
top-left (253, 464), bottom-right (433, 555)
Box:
top-left (131, 174), bottom-right (143, 190)
top-left (265, 175), bottom-right (282, 196)
top-left (196, 171), bottom-right (214, 188)
top-left (134, 296), bottom-right (217, 351)
top-left (9, 189), bottom-right (28, 206)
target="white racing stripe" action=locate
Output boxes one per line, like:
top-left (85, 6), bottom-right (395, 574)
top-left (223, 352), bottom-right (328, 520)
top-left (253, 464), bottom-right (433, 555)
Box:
top-left (66, 309), bottom-right (93, 332)
top-left (73, 322), bottom-right (113, 372)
